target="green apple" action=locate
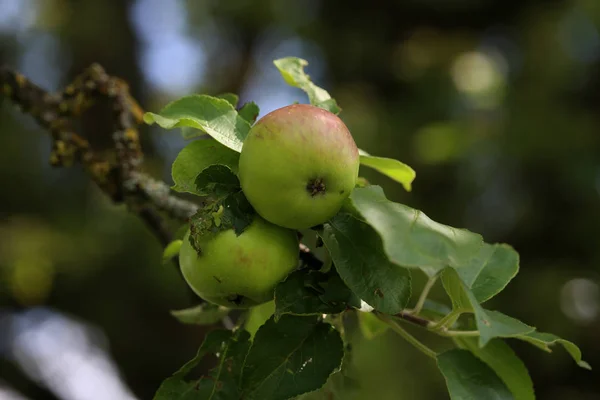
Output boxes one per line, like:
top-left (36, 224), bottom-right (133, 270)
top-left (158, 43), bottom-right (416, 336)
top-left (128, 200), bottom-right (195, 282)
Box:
top-left (179, 216), bottom-right (298, 308)
top-left (239, 104), bottom-right (359, 230)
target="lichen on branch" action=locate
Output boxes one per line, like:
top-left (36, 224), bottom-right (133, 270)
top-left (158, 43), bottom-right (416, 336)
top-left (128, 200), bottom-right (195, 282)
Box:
top-left (0, 63), bottom-right (198, 245)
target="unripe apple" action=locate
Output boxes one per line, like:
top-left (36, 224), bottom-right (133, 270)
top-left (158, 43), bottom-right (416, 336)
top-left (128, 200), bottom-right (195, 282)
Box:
top-left (239, 104), bottom-right (359, 230)
top-left (179, 217), bottom-right (298, 308)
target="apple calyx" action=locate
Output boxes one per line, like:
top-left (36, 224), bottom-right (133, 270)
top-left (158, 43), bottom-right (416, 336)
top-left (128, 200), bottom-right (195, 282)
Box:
top-left (306, 177), bottom-right (327, 197)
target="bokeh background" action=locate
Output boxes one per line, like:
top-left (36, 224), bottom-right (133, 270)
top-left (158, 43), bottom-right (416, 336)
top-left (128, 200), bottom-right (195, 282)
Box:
top-left (1, 0), bottom-right (599, 399)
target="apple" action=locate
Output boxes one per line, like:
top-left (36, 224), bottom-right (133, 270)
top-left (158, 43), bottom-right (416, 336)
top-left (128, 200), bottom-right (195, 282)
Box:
top-left (238, 104), bottom-right (359, 230)
top-left (179, 216), bottom-right (299, 308)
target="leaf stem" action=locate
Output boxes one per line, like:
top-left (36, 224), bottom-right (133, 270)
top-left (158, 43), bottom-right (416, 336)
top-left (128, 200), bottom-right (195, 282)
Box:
top-left (429, 309), bottom-right (464, 331)
top-left (377, 313), bottom-right (437, 360)
top-left (409, 275), bottom-right (437, 315)
top-left (438, 329), bottom-right (479, 337)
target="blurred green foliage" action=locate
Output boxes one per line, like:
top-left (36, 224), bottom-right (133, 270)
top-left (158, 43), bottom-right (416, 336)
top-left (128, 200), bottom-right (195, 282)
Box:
top-left (1, 0), bottom-right (599, 399)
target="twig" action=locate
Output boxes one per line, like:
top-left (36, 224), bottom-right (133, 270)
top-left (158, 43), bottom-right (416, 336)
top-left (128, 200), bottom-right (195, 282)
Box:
top-left (407, 275), bottom-right (437, 315)
top-left (438, 329), bottom-right (479, 337)
top-left (392, 309), bottom-right (483, 339)
top-left (127, 171), bottom-right (199, 220)
top-left (377, 313), bottom-right (438, 359)
top-left (428, 309), bottom-right (464, 331)
top-left (0, 64), bottom-right (197, 237)
top-left (394, 311), bottom-right (431, 328)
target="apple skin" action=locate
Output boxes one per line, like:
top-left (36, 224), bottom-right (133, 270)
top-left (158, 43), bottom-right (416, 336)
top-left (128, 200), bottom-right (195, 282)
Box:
top-left (179, 217), bottom-right (299, 308)
top-left (238, 104), bottom-right (359, 230)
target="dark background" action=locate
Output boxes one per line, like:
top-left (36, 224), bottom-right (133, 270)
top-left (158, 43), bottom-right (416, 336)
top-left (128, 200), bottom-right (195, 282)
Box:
top-left (1, 0), bottom-right (599, 399)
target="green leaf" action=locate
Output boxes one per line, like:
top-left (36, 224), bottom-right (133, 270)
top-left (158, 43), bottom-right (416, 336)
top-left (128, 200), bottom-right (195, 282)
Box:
top-left (171, 139), bottom-right (240, 194)
top-left (239, 101), bottom-right (260, 124)
top-left (349, 186), bottom-right (484, 277)
top-left (188, 191), bottom-right (255, 250)
top-left (154, 329), bottom-right (249, 400)
top-left (358, 150), bottom-right (416, 191)
top-left (442, 268), bottom-right (475, 312)
top-left (442, 269), bottom-right (535, 347)
top-left (274, 269), bottom-right (361, 320)
top-left (241, 315), bottom-right (344, 400)
top-left (437, 349), bottom-right (514, 400)
top-left (175, 224), bottom-right (190, 240)
top-left (144, 94), bottom-right (251, 152)
top-left (170, 303), bottom-right (231, 325)
top-left (475, 311), bottom-right (535, 348)
top-left (245, 301), bottom-right (275, 339)
top-left (455, 243), bottom-right (520, 303)
top-left (319, 213), bottom-right (412, 314)
top-left (217, 93), bottom-right (239, 108)
top-left (198, 329), bottom-right (251, 399)
top-left (516, 331), bottom-right (591, 370)
top-left (420, 299), bottom-right (453, 321)
top-left (219, 191), bottom-right (256, 234)
top-left (273, 57), bottom-right (341, 114)
top-left (296, 338), bottom-right (360, 400)
top-left (358, 311), bottom-right (389, 339)
top-left (195, 164), bottom-right (241, 197)
top-left (180, 126), bottom-right (206, 140)
top-left (162, 240), bottom-right (182, 264)
top-left (296, 362), bottom-right (360, 400)
top-left (455, 337), bottom-right (534, 400)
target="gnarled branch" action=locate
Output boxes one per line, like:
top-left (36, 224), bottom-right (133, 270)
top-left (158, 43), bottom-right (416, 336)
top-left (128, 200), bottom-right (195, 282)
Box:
top-left (1, 64), bottom-right (198, 246)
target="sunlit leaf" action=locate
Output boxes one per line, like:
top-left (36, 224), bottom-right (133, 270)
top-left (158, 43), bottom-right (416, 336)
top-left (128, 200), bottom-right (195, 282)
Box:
top-left (171, 139), bottom-right (240, 194)
top-left (217, 93), bottom-right (239, 108)
top-left (349, 186), bottom-right (483, 276)
top-left (358, 149), bottom-right (416, 191)
top-left (180, 126), bottom-right (206, 140)
top-left (239, 101), bottom-right (260, 124)
top-left (144, 94), bottom-right (251, 152)
top-left (273, 57), bottom-right (341, 114)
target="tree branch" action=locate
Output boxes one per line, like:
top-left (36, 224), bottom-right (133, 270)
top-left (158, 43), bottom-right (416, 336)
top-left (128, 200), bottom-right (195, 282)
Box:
top-left (0, 64), bottom-right (198, 244)
top-left (394, 311), bottom-right (432, 328)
